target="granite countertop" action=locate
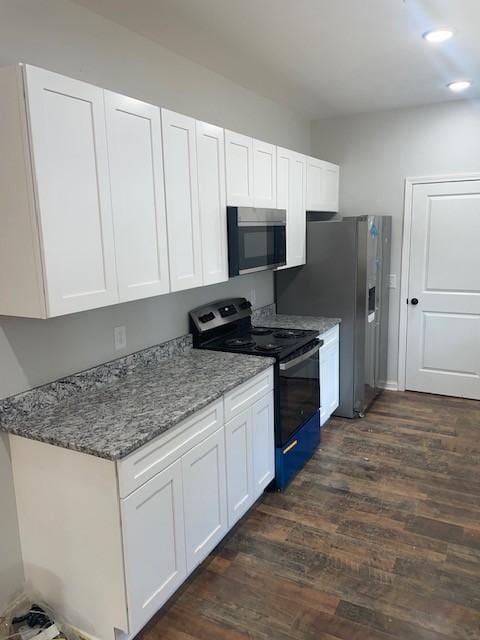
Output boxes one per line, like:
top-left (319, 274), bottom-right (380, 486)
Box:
top-left (254, 313), bottom-right (341, 335)
top-left (0, 350), bottom-right (274, 461)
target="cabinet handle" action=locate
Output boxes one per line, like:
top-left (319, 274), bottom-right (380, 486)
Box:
top-left (283, 440), bottom-right (298, 455)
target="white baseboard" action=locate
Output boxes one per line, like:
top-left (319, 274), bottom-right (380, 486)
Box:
top-left (379, 380), bottom-right (399, 391)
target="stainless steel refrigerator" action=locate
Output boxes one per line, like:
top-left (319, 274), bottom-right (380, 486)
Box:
top-left (275, 215), bottom-right (392, 418)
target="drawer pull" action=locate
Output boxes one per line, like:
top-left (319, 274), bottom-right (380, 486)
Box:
top-left (283, 440), bottom-right (298, 455)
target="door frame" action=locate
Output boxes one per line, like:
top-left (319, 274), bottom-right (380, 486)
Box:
top-left (398, 172), bottom-right (480, 391)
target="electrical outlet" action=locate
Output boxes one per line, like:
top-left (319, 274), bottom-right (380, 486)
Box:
top-left (114, 326), bottom-right (127, 351)
top-left (249, 288), bottom-right (257, 307)
top-left (388, 274), bottom-right (397, 289)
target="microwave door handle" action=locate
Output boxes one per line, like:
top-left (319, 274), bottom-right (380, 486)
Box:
top-left (279, 342), bottom-right (321, 371)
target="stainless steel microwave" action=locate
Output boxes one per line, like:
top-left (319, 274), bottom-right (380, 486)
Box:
top-left (227, 207), bottom-right (287, 277)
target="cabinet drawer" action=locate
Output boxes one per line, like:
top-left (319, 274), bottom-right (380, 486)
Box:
top-left (319, 324), bottom-right (339, 348)
top-left (118, 400), bottom-right (224, 498)
top-left (224, 367), bottom-right (274, 422)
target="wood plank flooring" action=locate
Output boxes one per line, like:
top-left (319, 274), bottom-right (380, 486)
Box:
top-left (138, 391), bottom-right (480, 640)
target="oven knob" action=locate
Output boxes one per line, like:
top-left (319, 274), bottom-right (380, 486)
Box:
top-left (199, 312), bottom-right (215, 323)
top-left (219, 305), bottom-right (237, 318)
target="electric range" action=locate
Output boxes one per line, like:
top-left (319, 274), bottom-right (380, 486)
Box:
top-left (189, 297), bottom-right (322, 489)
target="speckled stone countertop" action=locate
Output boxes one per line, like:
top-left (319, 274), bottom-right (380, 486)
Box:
top-left (0, 350), bottom-right (274, 461)
top-left (252, 304), bottom-right (341, 335)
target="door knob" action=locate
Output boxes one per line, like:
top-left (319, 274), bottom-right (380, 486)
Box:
top-left (410, 298), bottom-right (419, 305)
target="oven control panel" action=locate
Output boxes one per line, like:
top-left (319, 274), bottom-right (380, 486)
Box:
top-left (189, 297), bottom-right (253, 337)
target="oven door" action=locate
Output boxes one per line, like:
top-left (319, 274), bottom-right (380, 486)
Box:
top-left (278, 340), bottom-right (321, 446)
top-left (228, 207), bottom-right (286, 276)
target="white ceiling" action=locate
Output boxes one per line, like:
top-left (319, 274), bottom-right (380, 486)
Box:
top-left (72, 0), bottom-right (480, 119)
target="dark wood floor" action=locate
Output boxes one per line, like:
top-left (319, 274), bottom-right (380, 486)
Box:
top-left (139, 391), bottom-right (480, 640)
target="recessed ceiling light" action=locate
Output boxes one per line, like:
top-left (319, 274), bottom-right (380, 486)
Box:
top-left (423, 28), bottom-right (454, 43)
top-left (447, 80), bottom-right (473, 92)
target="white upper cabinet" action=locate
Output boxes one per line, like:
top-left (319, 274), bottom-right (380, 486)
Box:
top-left (225, 131), bottom-right (277, 208)
top-left (105, 92), bottom-right (170, 302)
top-left (225, 130), bottom-right (254, 206)
top-left (306, 156), bottom-right (340, 213)
top-left (323, 161), bottom-right (340, 212)
top-left (0, 63), bottom-right (341, 317)
top-left (25, 65), bottom-right (119, 316)
top-left (196, 121), bottom-right (228, 286)
top-left (253, 139), bottom-right (277, 208)
top-left (161, 109), bottom-right (203, 292)
top-left (277, 147), bottom-right (306, 269)
top-left (306, 156), bottom-right (324, 211)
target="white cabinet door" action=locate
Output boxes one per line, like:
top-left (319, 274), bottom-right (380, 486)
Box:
top-left (121, 459), bottom-right (186, 634)
top-left (225, 408), bottom-right (254, 527)
top-left (319, 327), bottom-right (340, 426)
top-left (24, 65), bottom-right (118, 316)
top-left (306, 156), bottom-right (324, 212)
top-left (162, 109), bottom-right (203, 292)
top-left (182, 427), bottom-right (227, 572)
top-left (250, 391), bottom-right (275, 498)
top-left (253, 139), bottom-right (277, 208)
top-left (225, 389), bottom-right (274, 526)
top-left (323, 161), bottom-right (340, 213)
top-left (306, 156), bottom-right (340, 213)
top-left (225, 130), bottom-right (254, 206)
top-left (105, 91), bottom-right (170, 302)
top-left (196, 121), bottom-right (228, 285)
top-left (277, 147), bottom-right (306, 269)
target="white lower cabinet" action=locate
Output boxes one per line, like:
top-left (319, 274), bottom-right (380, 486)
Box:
top-left (225, 408), bottom-right (253, 526)
top-left (182, 427), bottom-right (228, 572)
top-left (10, 368), bottom-right (274, 640)
top-left (319, 325), bottom-right (340, 426)
top-left (121, 459), bottom-right (187, 634)
top-left (250, 392), bottom-right (275, 497)
top-left (225, 390), bottom-right (274, 527)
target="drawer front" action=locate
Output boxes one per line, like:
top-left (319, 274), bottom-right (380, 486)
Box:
top-left (118, 400), bottom-right (224, 498)
top-left (223, 367), bottom-right (274, 422)
top-left (319, 324), bottom-right (339, 348)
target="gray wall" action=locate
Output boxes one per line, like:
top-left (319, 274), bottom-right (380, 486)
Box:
top-left (0, 0), bottom-right (311, 607)
top-left (311, 99), bottom-right (480, 388)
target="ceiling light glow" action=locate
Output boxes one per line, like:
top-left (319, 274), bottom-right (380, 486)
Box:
top-left (447, 80), bottom-right (472, 92)
top-left (423, 28), bottom-right (454, 43)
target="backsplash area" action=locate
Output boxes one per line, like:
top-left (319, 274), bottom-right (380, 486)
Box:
top-left (252, 303), bottom-right (276, 323)
top-left (0, 271), bottom-right (274, 401)
top-left (0, 334), bottom-right (191, 422)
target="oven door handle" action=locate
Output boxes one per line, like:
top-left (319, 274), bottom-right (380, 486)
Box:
top-left (279, 341), bottom-right (321, 371)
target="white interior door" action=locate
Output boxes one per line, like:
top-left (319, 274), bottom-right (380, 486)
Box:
top-left (25, 65), bottom-right (118, 316)
top-left (105, 91), bottom-right (170, 302)
top-left (162, 109), bottom-right (203, 292)
top-left (406, 180), bottom-right (480, 399)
